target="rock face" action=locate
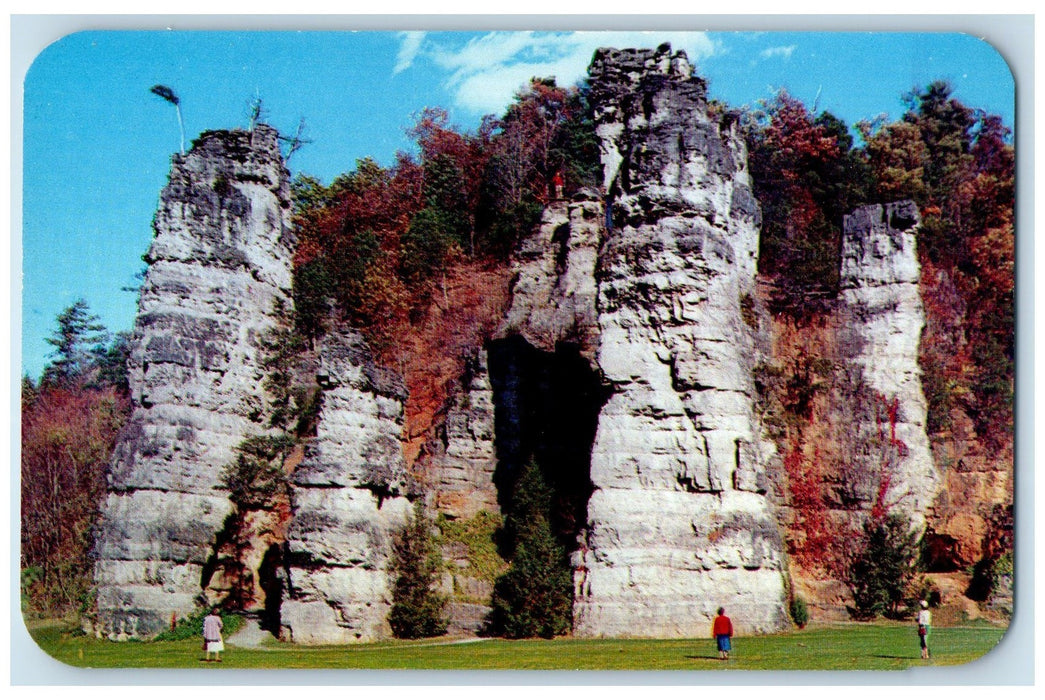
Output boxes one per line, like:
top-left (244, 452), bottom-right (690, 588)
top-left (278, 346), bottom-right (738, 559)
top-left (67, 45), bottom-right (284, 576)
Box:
top-left (92, 126), bottom-right (295, 638)
top-left (497, 45), bottom-right (788, 637)
top-left (838, 202), bottom-right (941, 531)
top-left (421, 349), bottom-right (500, 519)
top-left (279, 330), bottom-right (415, 644)
top-left (579, 45), bottom-right (786, 636)
top-left (500, 192), bottom-right (605, 359)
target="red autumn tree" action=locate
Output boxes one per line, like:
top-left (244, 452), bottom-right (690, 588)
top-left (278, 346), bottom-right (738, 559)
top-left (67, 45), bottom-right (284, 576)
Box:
top-left (290, 155), bottom-right (424, 346)
top-left (21, 384), bottom-right (129, 615)
top-left (409, 107), bottom-right (492, 256)
top-left (881, 84), bottom-right (1016, 445)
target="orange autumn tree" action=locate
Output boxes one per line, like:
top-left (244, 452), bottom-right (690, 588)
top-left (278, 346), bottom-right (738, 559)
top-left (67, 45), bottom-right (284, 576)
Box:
top-left (290, 155), bottom-right (424, 348)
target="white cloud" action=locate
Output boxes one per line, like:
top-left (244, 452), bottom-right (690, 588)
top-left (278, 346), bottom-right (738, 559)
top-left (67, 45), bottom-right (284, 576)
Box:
top-left (393, 31), bottom-right (426, 75)
top-left (426, 31), bottom-right (720, 116)
top-left (760, 45), bottom-right (796, 60)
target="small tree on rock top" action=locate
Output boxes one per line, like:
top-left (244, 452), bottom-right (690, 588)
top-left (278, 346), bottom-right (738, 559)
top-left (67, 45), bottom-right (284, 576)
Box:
top-left (150, 84), bottom-right (185, 155)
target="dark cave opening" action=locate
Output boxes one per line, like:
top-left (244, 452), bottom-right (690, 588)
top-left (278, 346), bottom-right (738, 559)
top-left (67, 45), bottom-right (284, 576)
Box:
top-left (258, 544), bottom-right (284, 634)
top-left (487, 335), bottom-right (609, 553)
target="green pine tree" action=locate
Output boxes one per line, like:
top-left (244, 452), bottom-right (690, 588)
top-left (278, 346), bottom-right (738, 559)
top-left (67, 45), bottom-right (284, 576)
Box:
top-left (388, 502), bottom-right (448, 639)
top-left (486, 459), bottom-right (573, 639)
top-left (846, 513), bottom-right (921, 619)
top-left (41, 298), bottom-right (109, 387)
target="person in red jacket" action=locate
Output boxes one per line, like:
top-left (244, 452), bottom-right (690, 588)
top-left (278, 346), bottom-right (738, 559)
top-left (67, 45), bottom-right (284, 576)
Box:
top-left (712, 607), bottom-right (733, 660)
top-left (551, 171), bottom-right (564, 200)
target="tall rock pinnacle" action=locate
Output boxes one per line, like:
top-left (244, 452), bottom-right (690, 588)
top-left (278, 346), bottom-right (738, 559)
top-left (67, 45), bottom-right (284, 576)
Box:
top-left (839, 202), bottom-right (941, 531)
top-left (494, 45), bottom-right (788, 637)
top-left (574, 44), bottom-right (787, 636)
top-left (91, 126), bottom-right (295, 638)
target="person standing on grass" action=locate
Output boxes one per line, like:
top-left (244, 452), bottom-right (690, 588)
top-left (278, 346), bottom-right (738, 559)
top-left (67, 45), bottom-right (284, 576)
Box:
top-left (917, 600), bottom-right (932, 659)
top-left (712, 607), bottom-right (733, 660)
top-left (203, 608), bottom-right (224, 663)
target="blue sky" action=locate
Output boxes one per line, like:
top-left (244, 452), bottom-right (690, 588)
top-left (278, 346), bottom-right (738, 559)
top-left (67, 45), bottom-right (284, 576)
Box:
top-left (18, 29), bottom-right (1016, 381)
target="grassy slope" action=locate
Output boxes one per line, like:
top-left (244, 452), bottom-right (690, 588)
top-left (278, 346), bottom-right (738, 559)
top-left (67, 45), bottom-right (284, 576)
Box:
top-left (27, 619), bottom-right (1005, 672)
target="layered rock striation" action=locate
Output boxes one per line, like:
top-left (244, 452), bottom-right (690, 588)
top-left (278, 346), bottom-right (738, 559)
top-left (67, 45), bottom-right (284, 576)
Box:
top-left (497, 45), bottom-right (788, 637)
top-left (499, 191), bottom-right (605, 358)
top-left (92, 126), bottom-right (296, 638)
top-left (420, 349), bottom-right (500, 520)
top-left (279, 330), bottom-right (415, 644)
top-left (578, 45), bottom-right (786, 637)
top-left (838, 202), bottom-right (941, 530)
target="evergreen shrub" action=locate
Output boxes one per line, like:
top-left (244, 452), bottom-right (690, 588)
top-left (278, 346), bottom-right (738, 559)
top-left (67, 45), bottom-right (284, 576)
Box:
top-left (388, 502), bottom-right (448, 639)
top-left (790, 596), bottom-right (810, 628)
top-left (485, 459), bottom-right (572, 639)
top-left (845, 513), bottom-right (920, 620)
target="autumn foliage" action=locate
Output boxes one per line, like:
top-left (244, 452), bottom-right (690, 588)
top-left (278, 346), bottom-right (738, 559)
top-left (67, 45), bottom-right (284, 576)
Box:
top-left (22, 300), bottom-right (132, 616)
top-left (747, 92), bottom-right (870, 313)
top-left (748, 81), bottom-right (1013, 448)
top-left (289, 77), bottom-right (598, 353)
top-left (21, 384), bottom-right (129, 615)
top-left (783, 438), bottom-right (841, 574)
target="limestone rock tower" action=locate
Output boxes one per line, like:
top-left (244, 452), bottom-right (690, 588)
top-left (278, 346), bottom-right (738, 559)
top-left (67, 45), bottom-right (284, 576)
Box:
top-left (839, 201), bottom-right (941, 531)
top-left (572, 45), bottom-right (788, 636)
top-left (495, 45), bottom-right (789, 637)
top-left (279, 329), bottom-right (416, 644)
top-left (92, 126), bottom-right (295, 638)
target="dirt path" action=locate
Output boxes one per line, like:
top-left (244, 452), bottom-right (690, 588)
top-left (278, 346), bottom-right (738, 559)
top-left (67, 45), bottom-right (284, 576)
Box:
top-left (227, 618), bottom-right (486, 651)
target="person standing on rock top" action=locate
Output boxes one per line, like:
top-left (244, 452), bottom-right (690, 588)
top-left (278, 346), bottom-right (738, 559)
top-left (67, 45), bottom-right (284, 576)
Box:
top-left (202, 608), bottom-right (225, 663)
top-left (551, 171), bottom-right (564, 200)
top-left (712, 607), bottom-right (734, 661)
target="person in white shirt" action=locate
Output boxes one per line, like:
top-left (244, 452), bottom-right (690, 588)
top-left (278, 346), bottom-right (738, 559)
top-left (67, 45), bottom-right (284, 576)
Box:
top-left (202, 608), bottom-right (224, 663)
top-left (917, 600), bottom-right (932, 659)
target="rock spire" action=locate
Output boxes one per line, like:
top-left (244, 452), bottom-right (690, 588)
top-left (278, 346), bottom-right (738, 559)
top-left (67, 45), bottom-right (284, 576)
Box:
top-left (91, 126), bottom-right (295, 638)
top-left (279, 330), bottom-right (416, 643)
top-left (497, 44), bottom-right (789, 637)
top-left (576, 44), bottom-right (787, 636)
top-left (839, 201), bottom-right (941, 531)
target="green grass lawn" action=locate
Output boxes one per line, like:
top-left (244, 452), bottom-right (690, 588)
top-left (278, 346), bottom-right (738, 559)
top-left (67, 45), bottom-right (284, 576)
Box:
top-left (26, 618), bottom-right (1006, 671)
